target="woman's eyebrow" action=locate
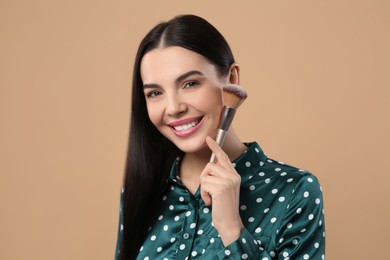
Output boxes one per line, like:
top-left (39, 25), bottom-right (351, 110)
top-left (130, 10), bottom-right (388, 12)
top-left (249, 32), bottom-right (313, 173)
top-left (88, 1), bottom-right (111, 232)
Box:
top-left (143, 83), bottom-right (159, 90)
top-left (175, 70), bottom-right (204, 85)
top-left (143, 70), bottom-right (204, 90)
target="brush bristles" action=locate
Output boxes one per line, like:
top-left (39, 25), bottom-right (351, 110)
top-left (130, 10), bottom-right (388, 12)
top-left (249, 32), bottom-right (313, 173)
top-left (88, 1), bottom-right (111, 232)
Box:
top-left (222, 84), bottom-right (248, 109)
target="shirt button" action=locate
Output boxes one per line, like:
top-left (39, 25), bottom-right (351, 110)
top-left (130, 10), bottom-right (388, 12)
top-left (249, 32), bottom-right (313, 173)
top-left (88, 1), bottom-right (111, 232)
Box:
top-left (183, 233), bottom-right (190, 239)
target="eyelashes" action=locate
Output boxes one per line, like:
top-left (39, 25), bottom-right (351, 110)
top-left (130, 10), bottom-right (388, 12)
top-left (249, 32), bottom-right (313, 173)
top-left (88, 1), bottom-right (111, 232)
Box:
top-left (145, 80), bottom-right (200, 99)
top-left (183, 80), bottom-right (199, 89)
top-left (145, 90), bottom-right (162, 98)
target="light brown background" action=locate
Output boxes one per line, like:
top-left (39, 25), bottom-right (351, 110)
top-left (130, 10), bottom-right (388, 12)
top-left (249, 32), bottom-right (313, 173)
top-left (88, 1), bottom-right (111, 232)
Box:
top-left (1, 0), bottom-right (389, 259)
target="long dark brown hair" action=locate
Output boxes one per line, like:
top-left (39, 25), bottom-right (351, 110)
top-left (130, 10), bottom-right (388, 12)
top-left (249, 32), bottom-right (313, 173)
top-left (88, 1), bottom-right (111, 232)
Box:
top-left (119, 14), bottom-right (235, 259)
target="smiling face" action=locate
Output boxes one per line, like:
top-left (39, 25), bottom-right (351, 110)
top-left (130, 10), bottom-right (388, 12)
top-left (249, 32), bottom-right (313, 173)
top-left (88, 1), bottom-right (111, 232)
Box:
top-left (140, 46), bottom-right (234, 153)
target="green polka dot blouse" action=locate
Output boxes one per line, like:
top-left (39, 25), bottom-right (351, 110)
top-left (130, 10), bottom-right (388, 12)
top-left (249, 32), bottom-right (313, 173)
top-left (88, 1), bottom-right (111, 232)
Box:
top-left (115, 142), bottom-right (325, 259)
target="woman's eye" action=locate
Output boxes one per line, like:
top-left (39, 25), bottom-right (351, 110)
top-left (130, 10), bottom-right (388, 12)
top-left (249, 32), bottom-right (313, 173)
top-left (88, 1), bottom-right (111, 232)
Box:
top-left (146, 90), bottom-right (162, 98)
top-left (184, 81), bottom-right (199, 89)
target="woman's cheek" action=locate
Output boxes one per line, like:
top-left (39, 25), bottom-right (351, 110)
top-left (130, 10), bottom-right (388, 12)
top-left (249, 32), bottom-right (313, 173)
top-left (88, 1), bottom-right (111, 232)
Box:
top-left (147, 104), bottom-right (160, 127)
top-left (206, 94), bottom-right (223, 114)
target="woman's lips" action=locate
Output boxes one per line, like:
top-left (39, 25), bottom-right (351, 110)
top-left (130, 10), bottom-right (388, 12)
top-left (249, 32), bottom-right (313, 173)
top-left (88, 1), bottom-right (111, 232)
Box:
top-left (167, 116), bottom-right (204, 138)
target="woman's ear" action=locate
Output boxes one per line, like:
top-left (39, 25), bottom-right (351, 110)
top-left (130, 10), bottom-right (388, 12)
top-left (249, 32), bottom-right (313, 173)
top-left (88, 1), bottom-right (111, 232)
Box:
top-left (228, 63), bottom-right (240, 85)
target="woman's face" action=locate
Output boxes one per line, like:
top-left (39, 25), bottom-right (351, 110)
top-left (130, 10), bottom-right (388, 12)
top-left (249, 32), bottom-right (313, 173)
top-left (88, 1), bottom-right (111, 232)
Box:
top-left (140, 46), bottom-right (231, 153)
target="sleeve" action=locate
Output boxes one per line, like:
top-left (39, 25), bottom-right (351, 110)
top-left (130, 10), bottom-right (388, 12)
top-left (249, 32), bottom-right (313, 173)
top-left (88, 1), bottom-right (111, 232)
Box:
top-left (114, 189), bottom-right (124, 260)
top-left (216, 228), bottom-right (272, 259)
top-left (216, 173), bottom-right (325, 260)
top-left (274, 173), bottom-right (326, 259)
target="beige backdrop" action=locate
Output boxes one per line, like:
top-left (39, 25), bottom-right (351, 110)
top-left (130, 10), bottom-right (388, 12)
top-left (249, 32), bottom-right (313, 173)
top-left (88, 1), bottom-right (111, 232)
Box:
top-left (1, 0), bottom-right (389, 259)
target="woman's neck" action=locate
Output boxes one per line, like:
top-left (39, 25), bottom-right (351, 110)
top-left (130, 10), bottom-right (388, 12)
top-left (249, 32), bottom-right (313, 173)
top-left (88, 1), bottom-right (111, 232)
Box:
top-left (178, 128), bottom-right (247, 194)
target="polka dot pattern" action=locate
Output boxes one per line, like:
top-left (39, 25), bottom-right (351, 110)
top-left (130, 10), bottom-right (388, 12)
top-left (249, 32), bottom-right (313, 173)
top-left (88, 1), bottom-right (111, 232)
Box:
top-left (115, 142), bottom-right (325, 260)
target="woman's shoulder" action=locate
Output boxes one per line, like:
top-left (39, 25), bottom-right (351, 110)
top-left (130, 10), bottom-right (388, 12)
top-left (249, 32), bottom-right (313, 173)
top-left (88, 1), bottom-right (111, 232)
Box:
top-left (238, 142), bottom-right (320, 179)
top-left (236, 142), bottom-right (323, 199)
top-left (264, 157), bottom-right (321, 186)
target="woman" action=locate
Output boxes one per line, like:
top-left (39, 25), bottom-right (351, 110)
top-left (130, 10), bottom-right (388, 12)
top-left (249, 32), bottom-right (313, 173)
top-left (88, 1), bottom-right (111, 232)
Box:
top-left (116, 15), bottom-right (325, 260)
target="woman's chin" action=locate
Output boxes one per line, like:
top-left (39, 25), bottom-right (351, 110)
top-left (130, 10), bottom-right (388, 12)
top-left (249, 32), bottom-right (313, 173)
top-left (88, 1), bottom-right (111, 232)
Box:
top-left (174, 139), bottom-right (209, 154)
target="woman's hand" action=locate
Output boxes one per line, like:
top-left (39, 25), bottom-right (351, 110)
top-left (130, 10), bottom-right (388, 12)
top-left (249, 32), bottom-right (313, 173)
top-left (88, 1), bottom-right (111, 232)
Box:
top-left (200, 136), bottom-right (244, 246)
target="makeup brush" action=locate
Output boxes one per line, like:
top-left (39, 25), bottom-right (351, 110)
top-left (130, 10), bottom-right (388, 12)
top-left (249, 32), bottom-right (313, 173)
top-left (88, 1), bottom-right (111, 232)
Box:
top-left (210, 84), bottom-right (248, 163)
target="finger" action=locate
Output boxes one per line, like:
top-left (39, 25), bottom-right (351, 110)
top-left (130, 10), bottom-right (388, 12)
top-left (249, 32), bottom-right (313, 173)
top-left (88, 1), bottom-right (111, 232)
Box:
top-left (201, 170), bottom-right (239, 193)
top-left (206, 136), bottom-right (231, 165)
top-left (200, 162), bottom-right (232, 179)
top-left (200, 184), bottom-right (212, 206)
top-left (200, 175), bottom-right (225, 206)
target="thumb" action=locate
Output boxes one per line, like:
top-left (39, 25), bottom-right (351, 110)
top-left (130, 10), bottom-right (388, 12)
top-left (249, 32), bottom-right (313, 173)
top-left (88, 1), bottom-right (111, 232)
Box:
top-left (200, 185), bottom-right (212, 206)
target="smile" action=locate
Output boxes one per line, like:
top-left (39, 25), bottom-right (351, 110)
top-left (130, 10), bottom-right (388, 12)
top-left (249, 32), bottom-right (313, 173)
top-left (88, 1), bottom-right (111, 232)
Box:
top-left (167, 117), bottom-right (204, 138)
top-left (173, 120), bottom-right (198, 131)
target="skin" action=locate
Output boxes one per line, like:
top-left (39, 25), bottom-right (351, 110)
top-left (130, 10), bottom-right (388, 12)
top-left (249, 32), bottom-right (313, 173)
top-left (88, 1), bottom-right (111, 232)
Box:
top-left (140, 46), bottom-right (247, 246)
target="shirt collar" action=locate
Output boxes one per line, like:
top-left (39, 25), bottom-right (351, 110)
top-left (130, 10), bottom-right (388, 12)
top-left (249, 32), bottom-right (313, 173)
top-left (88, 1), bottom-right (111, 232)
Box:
top-left (162, 142), bottom-right (267, 193)
top-left (161, 156), bottom-right (182, 193)
top-left (231, 142), bottom-right (267, 171)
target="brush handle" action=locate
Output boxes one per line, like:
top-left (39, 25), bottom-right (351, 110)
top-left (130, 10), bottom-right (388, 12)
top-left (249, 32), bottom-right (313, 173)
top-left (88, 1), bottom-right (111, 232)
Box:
top-left (219, 106), bottom-right (236, 130)
top-left (210, 129), bottom-right (227, 163)
top-left (210, 106), bottom-right (237, 163)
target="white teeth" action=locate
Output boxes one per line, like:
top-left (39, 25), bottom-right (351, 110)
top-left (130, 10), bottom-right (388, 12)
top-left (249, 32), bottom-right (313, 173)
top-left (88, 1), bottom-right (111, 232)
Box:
top-left (173, 121), bottom-right (197, 131)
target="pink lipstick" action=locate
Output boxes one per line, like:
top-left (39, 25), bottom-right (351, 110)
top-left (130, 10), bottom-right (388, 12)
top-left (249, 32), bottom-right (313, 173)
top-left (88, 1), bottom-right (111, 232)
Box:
top-left (167, 116), bottom-right (204, 138)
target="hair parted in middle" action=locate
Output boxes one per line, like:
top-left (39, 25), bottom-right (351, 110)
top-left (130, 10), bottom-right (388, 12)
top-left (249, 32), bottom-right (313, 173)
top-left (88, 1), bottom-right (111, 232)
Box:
top-left (119, 14), bottom-right (236, 259)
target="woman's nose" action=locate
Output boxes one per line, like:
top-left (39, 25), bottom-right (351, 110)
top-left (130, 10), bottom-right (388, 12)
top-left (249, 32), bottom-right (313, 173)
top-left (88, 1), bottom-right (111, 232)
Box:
top-left (165, 94), bottom-right (187, 116)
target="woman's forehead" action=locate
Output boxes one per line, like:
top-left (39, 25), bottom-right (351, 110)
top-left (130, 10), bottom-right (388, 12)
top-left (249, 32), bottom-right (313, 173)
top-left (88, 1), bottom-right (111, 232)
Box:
top-left (140, 46), bottom-right (216, 84)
